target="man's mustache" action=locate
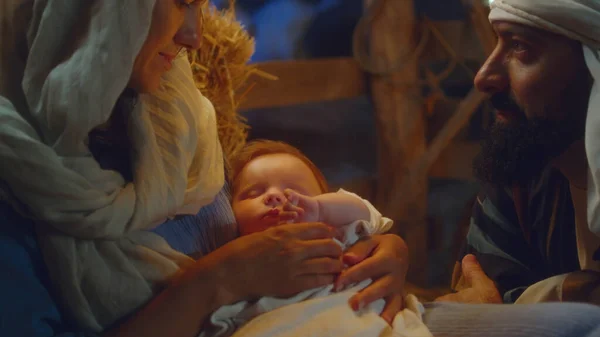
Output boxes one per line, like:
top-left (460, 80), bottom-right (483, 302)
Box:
top-left (489, 92), bottom-right (525, 117)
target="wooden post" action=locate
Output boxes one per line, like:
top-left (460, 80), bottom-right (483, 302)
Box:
top-left (363, 0), bottom-right (429, 285)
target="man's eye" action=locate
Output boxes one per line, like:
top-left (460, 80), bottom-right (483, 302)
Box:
top-left (511, 40), bottom-right (529, 53)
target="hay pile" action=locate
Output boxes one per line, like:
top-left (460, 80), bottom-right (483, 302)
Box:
top-left (188, 1), bottom-right (275, 170)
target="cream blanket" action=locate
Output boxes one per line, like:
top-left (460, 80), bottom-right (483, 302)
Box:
top-left (200, 191), bottom-right (430, 337)
top-left (0, 0), bottom-right (224, 332)
top-left (487, 0), bottom-right (600, 303)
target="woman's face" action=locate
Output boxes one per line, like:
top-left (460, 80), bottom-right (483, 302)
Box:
top-left (128, 0), bottom-right (204, 93)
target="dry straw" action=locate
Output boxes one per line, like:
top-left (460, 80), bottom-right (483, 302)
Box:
top-left (188, 0), bottom-right (276, 173)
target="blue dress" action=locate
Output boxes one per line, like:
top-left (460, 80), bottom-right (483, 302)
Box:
top-left (0, 186), bottom-right (237, 337)
top-left (0, 201), bottom-right (94, 337)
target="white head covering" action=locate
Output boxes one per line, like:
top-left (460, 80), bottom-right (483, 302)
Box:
top-left (0, 0), bottom-right (224, 332)
top-left (488, 0), bottom-right (600, 236)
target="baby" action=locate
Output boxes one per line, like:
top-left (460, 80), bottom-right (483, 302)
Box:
top-left (231, 139), bottom-right (393, 248)
top-left (199, 140), bottom-right (431, 337)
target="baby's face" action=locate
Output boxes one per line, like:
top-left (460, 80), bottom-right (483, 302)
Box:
top-left (233, 153), bottom-right (322, 235)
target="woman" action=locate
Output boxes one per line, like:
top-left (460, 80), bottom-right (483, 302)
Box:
top-left (0, 0), bottom-right (407, 336)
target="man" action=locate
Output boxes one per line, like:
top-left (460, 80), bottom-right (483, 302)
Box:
top-left (436, 0), bottom-right (600, 304)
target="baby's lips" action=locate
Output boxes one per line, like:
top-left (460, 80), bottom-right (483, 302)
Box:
top-left (264, 208), bottom-right (280, 217)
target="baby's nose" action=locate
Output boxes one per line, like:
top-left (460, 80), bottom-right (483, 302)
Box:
top-left (264, 193), bottom-right (285, 206)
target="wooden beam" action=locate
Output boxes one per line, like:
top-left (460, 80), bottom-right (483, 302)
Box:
top-left (330, 141), bottom-right (480, 201)
top-left (466, 0), bottom-right (497, 56)
top-left (364, 0), bottom-right (429, 285)
top-left (416, 88), bottom-right (487, 177)
top-left (239, 58), bottom-right (366, 111)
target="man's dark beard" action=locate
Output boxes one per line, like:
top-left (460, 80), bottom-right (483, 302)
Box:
top-left (473, 93), bottom-right (582, 187)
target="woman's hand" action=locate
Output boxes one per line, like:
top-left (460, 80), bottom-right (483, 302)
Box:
top-left (105, 223), bottom-right (341, 337)
top-left (213, 222), bottom-right (344, 304)
top-left (335, 234), bottom-right (409, 324)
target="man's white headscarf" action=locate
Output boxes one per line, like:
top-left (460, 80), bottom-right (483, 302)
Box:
top-left (488, 0), bottom-right (600, 236)
top-left (0, 0), bottom-right (224, 332)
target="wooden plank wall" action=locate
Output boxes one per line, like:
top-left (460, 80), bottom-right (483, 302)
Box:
top-left (239, 58), bottom-right (365, 111)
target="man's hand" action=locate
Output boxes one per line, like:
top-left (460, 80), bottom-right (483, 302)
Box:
top-left (435, 254), bottom-right (502, 304)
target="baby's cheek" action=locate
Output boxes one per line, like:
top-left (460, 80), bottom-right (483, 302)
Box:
top-left (238, 218), bottom-right (275, 236)
top-left (234, 207), bottom-right (257, 235)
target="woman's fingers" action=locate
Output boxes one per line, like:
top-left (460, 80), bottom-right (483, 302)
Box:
top-left (348, 275), bottom-right (393, 310)
top-left (297, 257), bottom-right (344, 275)
top-left (290, 274), bottom-right (336, 293)
top-left (222, 223), bottom-right (348, 299)
top-left (342, 238), bottom-right (378, 266)
top-left (277, 211), bottom-right (298, 223)
top-left (274, 222), bottom-right (334, 240)
top-left (337, 253), bottom-right (386, 288)
top-left (299, 239), bottom-right (343, 259)
top-left (341, 235), bottom-right (408, 320)
top-left (380, 293), bottom-right (404, 324)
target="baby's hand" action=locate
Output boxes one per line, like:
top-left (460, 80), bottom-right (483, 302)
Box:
top-left (283, 189), bottom-right (320, 223)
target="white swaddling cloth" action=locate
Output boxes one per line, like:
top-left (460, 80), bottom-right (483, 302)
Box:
top-left (199, 190), bottom-right (431, 337)
top-left (0, 0), bottom-right (224, 332)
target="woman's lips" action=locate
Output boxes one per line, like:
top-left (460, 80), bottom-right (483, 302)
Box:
top-left (159, 53), bottom-right (175, 69)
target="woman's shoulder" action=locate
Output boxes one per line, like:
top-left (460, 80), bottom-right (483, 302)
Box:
top-left (0, 202), bottom-right (89, 336)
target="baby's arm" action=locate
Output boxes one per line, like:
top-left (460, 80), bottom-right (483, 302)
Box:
top-left (333, 189), bottom-right (393, 236)
top-left (284, 189), bottom-right (393, 235)
top-left (284, 189), bottom-right (369, 226)
top-left (314, 192), bottom-right (371, 226)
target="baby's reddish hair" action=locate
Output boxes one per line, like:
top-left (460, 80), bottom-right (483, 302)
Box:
top-left (230, 140), bottom-right (329, 194)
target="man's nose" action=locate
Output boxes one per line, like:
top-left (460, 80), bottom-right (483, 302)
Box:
top-left (474, 49), bottom-right (509, 96)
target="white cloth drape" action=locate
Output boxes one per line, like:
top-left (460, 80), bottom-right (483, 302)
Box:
top-left (0, 0), bottom-right (224, 332)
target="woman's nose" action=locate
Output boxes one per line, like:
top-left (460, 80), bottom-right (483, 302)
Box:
top-left (175, 7), bottom-right (203, 50)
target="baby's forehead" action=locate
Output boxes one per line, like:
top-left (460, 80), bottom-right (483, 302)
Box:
top-left (235, 153), bottom-right (320, 190)
top-left (242, 153), bottom-right (309, 176)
